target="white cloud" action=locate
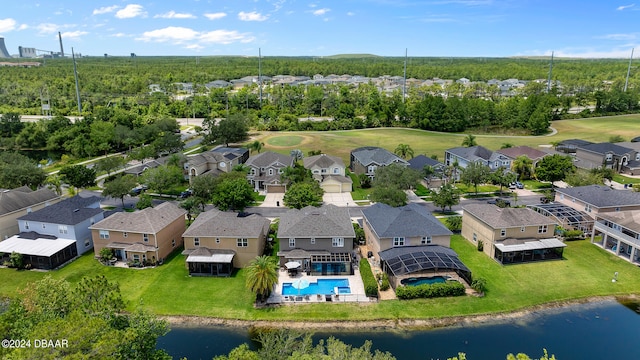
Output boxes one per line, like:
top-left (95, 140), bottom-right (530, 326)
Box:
top-left (138, 26), bottom-right (199, 43)
top-left (0, 18), bottom-right (17, 33)
top-left (597, 33), bottom-right (637, 41)
top-left (93, 5), bottom-right (119, 15)
top-left (204, 12), bottom-right (227, 20)
top-left (347, 12), bottom-right (355, 16)
top-left (313, 8), bottom-right (330, 16)
top-left (185, 44), bottom-right (204, 50)
top-left (59, 31), bottom-right (88, 40)
top-left (238, 11), bottom-right (268, 21)
top-left (37, 23), bottom-right (59, 34)
top-left (116, 4), bottom-right (146, 19)
top-left (154, 11), bottom-right (196, 19)
top-left (200, 30), bottom-right (255, 44)
top-left (617, 4), bottom-right (635, 10)
top-left (111, 32), bottom-right (128, 38)
top-left (18, 24), bottom-right (29, 30)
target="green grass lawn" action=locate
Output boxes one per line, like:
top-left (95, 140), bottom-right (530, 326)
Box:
top-left (613, 174), bottom-right (640, 185)
top-left (2, 236), bottom-right (639, 321)
top-left (265, 135), bottom-right (305, 147)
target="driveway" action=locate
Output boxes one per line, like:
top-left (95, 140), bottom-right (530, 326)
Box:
top-left (323, 192), bottom-right (354, 207)
top-left (260, 193), bottom-right (285, 207)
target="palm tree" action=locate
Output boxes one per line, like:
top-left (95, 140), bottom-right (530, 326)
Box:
top-left (461, 134), bottom-right (477, 147)
top-left (246, 140), bottom-right (265, 154)
top-left (245, 255), bottom-right (279, 302)
top-left (512, 155), bottom-right (533, 180)
top-left (394, 143), bottom-right (414, 159)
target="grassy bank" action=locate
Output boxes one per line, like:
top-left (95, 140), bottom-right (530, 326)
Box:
top-left (2, 236), bottom-right (638, 322)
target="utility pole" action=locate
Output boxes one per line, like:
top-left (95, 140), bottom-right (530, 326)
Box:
top-left (546, 51), bottom-right (554, 93)
top-left (72, 47), bottom-right (82, 116)
top-left (402, 48), bottom-right (407, 103)
top-left (624, 48), bottom-right (634, 92)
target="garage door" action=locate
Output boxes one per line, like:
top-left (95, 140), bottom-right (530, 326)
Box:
top-left (322, 184), bottom-right (342, 193)
top-left (267, 185), bottom-right (286, 193)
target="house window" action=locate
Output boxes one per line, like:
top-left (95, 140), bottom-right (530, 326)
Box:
top-left (606, 154), bottom-right (613, 161)
top-left (333, 167), bottom-right (339, 174)
top-left (636, 153), bottom-right (640, 161)
top-left (560, 194), bottom-right (564, 200)
top-left (143, 234), bottom-right (149, 242)
top-left (27, 207), bottom-right (32, 213)
top-left (521, 226), bottom-right (525, 232)
top-left (332, 237), bottom-right (344, 247)
top-left (538, 225), bottom-right (548, 234)
top-left (42, 223), bottom-right (46, 229)
top-left (368, 165), bottom-right (377, 174)
top-left (99, 230), bottom-right (109, 239)
top-left (123, 232), bottom-right (128, 238)
top-left (500, 229), bottom-right (506, 237)
top-left (421, 236), bottom-right (432, 245)
top-left (289, 238), bottom-right (295, 248)
top-left (615, 207), bottom-right (621, 212)
top-left (237, 238), bottom-right (248, 247)
top-left (585, 204), bottom-right (591, 213)
top-left (172, 239), bottom-right (176, 247)
top-left (472, 233), bottom-right (477, 242)
top-left (250, 168), bottom-right (256, 175)
top-left (393, 237), bottom-right (405, 246)
top-left (310, 238), bottom-right (315, 244)
top-left (216, 237), bottom-right (220, 244)
top-left (84, 239), bottom-right (90, 247)
top-left (321, 168), bottom-right (327, 174)
top-left (278, 168), bottom-right (284, 174)
top-left (59, 225), bottom-right (68, 234)
top-left (194, 238), bottom-right (200, 246)
top-left (268, 169), bottom-right (274, 175)
top-left (133, 254), bottom-right (140, 262)
top-left (24, 221), bottom-right (29, 230)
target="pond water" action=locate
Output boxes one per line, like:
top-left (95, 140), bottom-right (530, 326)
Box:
top-left (157, 300), bottom-right (640, 360)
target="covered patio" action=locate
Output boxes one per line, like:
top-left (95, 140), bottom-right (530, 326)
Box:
top-left (494, 238), bottom-right (566, 264)
top-left (0, 232), bottom-right (77, 270)
top-left (378, 245), bottom-right (472, 288)
top-left (183, 248), bottom-right (235, 276)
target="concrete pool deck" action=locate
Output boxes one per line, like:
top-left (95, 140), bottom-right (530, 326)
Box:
top-left (266, 269), bottom-right (372, 304)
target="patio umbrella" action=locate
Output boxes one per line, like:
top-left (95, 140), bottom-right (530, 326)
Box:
top-left (291, 278), bottom-right (310, 295)
top-left (285, 261), bottom-right (301, 269)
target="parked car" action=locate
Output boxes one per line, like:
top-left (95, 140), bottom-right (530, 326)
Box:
top-left (179, 189), bottom-right (193, 199)
top-left (515, 182), bottom-right (524, 189)
top-left (487, 198), bottom-right (511, 207)
top-left (130, 184), bottom-right (148, 196)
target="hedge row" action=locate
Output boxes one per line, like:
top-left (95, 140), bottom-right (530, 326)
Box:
top-left (359, 258), bottom-right (379, 298)
top-left (396, 281), bottom-right (466, 300)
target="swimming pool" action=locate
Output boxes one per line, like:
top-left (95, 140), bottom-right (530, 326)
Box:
top-left (282, 278), bottom-right (351, 296)
top-left (400, 276), bottom-right (451, 287)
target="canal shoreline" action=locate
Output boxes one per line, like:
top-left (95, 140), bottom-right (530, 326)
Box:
top-left (161, 295), bottom-right (638, 331)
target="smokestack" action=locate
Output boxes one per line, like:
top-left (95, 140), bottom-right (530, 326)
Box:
top-left (0, 37), bottom-right (11, 58)
top-left (58, 32), bottom-right (64, 57)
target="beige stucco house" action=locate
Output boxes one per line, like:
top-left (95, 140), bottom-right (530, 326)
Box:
top-left (181, 209), bottom-right (270, 276)
top-left (90, 202), bottom-right (186, 265)
top-left (303, 154), bottom-right (352, 193)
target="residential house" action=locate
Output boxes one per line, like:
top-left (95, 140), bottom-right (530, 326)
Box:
top-left (303, 154), bottom-right (353, 193)
top-left (124, 156), bottom-right (169, 177)
top-left (16, 195), bottom-right (104, 255)
top-left (407, 155), bottom-right (446, 186)
top-left (186, 147), bottom-right (249, 183)
top-left (277, 204), bottom-right (355, 275)
top-left (554, 185), bottom-right (640, 219)
top-left (245, 152), bottom-right (294, 193)
top-left (181, 209), bottom-right (270, 276)
top-left (612, 141), bottom-right (640, 175)
top-left (90, 202), bottom-right (186, 265)
top-left (350, 146), bottom-right (408, 180)
top-left (362, 202), bottom-right (453, 260)
top-left (574, 142), bottom-right (637, 172)
top-left (445, 146), bottom-right (512, 179)
top-left (496, 146), bottom-right (549, 168)
top-left (592, 211), bottom-right (640, 264)
top-left (0, 186), bottom-right (61, 240)
top-left (462, 204), bottom-right (565, 264)
top-left (555, 139), bottom-right (593, 154)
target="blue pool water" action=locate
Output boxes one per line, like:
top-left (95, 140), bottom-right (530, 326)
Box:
top-left (282, 278), bottom-right (351, 296)
top-left (401, 276), bottom-right (450, 286)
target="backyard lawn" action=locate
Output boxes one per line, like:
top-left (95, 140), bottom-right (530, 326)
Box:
top-left (2, 236), bottom-right (639, 321)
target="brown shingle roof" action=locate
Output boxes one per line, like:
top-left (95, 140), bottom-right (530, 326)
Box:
top-left (182, 209), bottom-right (270, 238)
top-left (463, 204), bottom-right (556, 228)
top-left (90, 202), bottom-right (186, 234)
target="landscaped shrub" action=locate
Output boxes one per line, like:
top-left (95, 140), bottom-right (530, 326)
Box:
top-left (477, 240), bottom-right (484, 252)
top-left (359, 258), bottom-right (378, 298)
top-left (377, 272), bottom-right (390, 291)
top-left (395, 281), bottom-right (466, 300)
top-left (563, 229), bottom-right (585, 241)
top-left (471, 278), bottom-right (487, 293)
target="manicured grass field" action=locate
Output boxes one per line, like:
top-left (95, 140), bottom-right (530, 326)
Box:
top-left (2, 236), bottom-right (639, 321)
top-left (265, 135), bottom-right (305, 147)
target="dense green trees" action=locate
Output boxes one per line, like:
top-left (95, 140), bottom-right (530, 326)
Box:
top-left (460, 162), bottom-right (491, 195)
top-left (534, 154), bottom-right (575, 185)
top-left (283, 181), bottom-right (324, 209)
top-left (0, 152), bottom-right (47, 189)
top-left (102, 174), bottom-right (138, 207)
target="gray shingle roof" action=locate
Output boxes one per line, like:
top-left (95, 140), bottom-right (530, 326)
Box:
top-left (496, 146), bottom-right (548, 161)
top-left (0, 187), bottom-right (60, 216)
top-left (182, 209), bottom-right (270, 238)
top-left (303, 154), bottom-right (345, 169)
top-left (556, 185), bottom-right (640, 208)
top-left (245, 151), bottom-right (293, 168)
top-left (447, 146), bottom-right (493, 162)
top-left (579, 142), bottom-right (634, 155)
top-left (277, 204), bottom-right (355, 238)
top-left (597, 210), bottom-right (640, 233)
top-left (89, 202), bottom-right (186, 234)
top-left (17, 195), bottom-right (103, 225)
top-left (362, 202), bottom-right (452, 238)
top-left (407, 155), bottom-right (444, 171)
top-left (351, 147), bottom-right (408, 167)
top-left (463, 204), bottom-right (557, 228)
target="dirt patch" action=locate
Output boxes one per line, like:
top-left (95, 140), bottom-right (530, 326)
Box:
top-left (162, 296), bottom-right (622, 331)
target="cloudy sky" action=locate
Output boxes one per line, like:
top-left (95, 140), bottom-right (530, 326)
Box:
top-left (0, 1), bottom-right (638, 58)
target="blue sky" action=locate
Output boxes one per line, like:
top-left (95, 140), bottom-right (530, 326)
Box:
top-left (0, 1), bottom-right (638, 58)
